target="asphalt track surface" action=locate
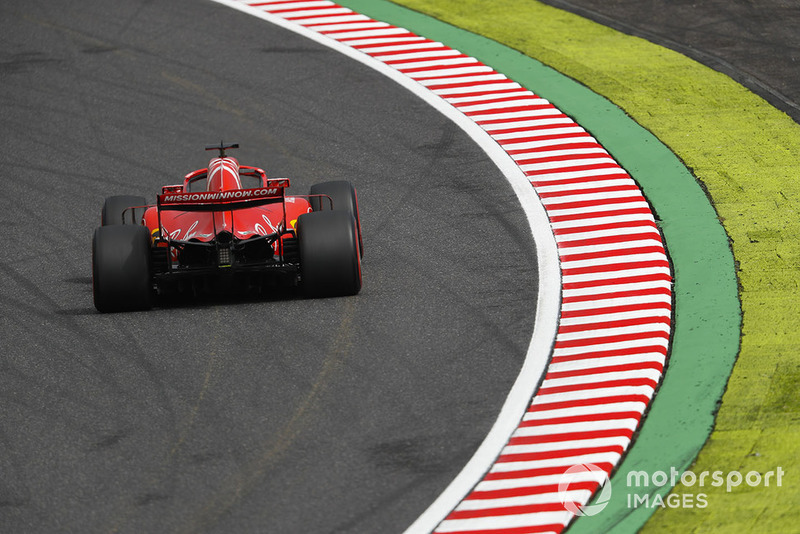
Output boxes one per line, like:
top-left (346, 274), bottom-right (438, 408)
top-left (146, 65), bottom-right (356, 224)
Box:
top-left (2, 1), bottom-right (793, 533)
top-left (0, 1), bottom-right (541, 532)
top-left (541, 0), bottom-right (800, 125)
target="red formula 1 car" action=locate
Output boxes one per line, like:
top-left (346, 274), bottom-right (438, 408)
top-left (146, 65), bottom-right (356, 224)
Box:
top-left (92, 143), bottom-right (362, 312)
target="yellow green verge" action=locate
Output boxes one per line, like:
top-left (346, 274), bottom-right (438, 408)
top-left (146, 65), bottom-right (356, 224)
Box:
top-left (336, 0), bottom-right (799, 532)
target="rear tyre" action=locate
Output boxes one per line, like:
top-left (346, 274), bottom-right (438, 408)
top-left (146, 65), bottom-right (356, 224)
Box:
top-left (101, 195), bottom-right (147, 225)
top-left (93, 225), bottom-right (154, 312)
top-left (309, 181), bottom-right (363, 257)
top-left (297, 211), bottom-right (361, 298)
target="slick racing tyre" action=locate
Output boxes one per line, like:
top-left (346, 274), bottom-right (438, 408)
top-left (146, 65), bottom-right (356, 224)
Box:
top-left (297, 210), bottom-right (361, 298)
top-left (101, 195), bottom-right (147, 225)
top-left (309, 181), bottom-right (363, 257)
top-left (93, 225), bottom-right (154, 312)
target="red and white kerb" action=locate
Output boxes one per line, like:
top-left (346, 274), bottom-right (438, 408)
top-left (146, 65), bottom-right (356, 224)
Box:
top-left (226, 2), bottom-right (672, 533)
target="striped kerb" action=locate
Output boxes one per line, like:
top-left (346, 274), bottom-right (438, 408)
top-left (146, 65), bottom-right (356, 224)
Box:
top-left (236, 1), bottom-right (673, 532)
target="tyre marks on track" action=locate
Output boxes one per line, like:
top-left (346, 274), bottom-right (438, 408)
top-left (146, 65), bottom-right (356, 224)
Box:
top-left (218, 1), bottom-right (672, 532)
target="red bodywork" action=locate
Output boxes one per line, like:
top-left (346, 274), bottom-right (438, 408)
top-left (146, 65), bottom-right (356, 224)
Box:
top-left (143, 156), bottom-right (311, 252)
top-left (91, 144), bottom-right (361, 312)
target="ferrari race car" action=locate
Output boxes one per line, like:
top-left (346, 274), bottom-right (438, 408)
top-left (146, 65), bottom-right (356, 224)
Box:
top-left (92, 143), bottom-right (362, 313)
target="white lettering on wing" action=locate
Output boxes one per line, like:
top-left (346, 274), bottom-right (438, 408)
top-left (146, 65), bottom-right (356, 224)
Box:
top-left (163, 189), bottom-right (277, 203)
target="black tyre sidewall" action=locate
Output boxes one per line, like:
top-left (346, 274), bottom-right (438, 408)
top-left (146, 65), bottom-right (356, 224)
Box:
top-left (297, 211), bottom-right (361, 298)
top-left (93, 225), bottom-right (154, 312)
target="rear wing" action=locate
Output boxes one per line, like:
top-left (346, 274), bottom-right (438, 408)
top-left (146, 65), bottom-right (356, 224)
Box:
top-left (157, 180), bottom-right (290, 212)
